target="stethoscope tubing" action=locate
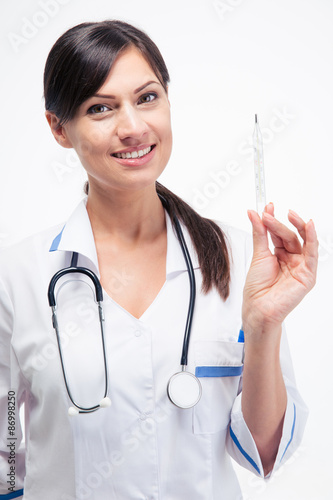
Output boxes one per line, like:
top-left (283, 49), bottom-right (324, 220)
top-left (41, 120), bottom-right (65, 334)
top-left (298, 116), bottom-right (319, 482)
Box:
top-left (173, 216), bottom-right (196, 367)
top-left (48, 266), bottom-right (103, 306)
top-left (48, 262), bottom-right (109, 413)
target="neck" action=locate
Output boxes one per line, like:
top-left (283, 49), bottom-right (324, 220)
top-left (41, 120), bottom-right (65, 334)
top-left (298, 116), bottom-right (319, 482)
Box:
top-left (86, 182), bottom-right (166, 246)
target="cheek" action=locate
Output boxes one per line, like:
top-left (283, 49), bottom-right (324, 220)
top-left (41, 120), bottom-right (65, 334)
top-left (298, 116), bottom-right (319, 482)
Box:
top-left (164, 123), bottom-right (173, 157)
top-left (74, 128), bottom-right (111, 159)
top-left (158, 112), bottom-right (173, 148)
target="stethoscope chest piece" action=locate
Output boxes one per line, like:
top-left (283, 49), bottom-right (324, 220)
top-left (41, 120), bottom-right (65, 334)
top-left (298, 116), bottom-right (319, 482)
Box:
top-left (167, 370), bottom-right (202, 409)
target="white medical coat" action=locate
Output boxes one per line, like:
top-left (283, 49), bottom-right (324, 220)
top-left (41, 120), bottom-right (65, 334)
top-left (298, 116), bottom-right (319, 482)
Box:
top-left (0, 199), bottom-right (308, 499)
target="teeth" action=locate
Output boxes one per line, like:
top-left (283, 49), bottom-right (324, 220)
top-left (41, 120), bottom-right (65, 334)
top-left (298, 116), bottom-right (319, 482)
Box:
top-left (115, 146), bottom-right (152, 159)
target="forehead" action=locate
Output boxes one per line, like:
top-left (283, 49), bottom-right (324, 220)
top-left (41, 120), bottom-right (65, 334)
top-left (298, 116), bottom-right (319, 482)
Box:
top-left (97, 46), bottom-right (159, 93)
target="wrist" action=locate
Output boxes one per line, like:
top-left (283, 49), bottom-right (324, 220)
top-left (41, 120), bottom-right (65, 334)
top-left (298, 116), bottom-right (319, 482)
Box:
top-left (241, 321), bottom-right (282, 355)
top-left (242, 320), bottom-right (282, 337)
top-left (242, 302), bottom-right (283, 337)
top-left (242, 324), bottom-right (283, 373)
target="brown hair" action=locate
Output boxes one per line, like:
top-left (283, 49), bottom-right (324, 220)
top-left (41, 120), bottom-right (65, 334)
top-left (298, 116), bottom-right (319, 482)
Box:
top-left (156, 183), bottom-right (230, 300)
top-left (43, 20), bottom-right (169, 126)
top-left (44, 20), bottom-right (230, 299)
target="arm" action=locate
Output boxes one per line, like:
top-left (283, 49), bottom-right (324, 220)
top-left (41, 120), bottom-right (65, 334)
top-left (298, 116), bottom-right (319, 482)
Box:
top-left (241, 203), bottom-right (318, 475)
top-left (241, 325), bottom-right (286, 475)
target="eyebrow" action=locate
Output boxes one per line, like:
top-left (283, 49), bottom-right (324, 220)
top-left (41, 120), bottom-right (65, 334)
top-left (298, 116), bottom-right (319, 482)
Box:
top-left (92, 80), bottom-right (160, 100)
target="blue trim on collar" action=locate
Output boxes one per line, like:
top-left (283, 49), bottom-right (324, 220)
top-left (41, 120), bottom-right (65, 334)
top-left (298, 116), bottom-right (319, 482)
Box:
top-left (229, 426), bottom-right (261, 474)
top-left (238, 329), bottom-right (245, 343)
top-left (195, 365), bottom-right (243, 377)
top-left (49, 225), bottom-right (65, 252)
top-left (0, 488), bottom-right (24, 499)
top-left (280, 403), bottom-right (296, 462)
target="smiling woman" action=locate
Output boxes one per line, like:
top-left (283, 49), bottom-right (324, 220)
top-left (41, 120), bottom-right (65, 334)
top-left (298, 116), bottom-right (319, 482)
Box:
top-left (43, 20), bottom-right (231, 303)
top-left (47, 47), bottom-right (173, 197)
top-left (0, 19), bottom-right (317, 500)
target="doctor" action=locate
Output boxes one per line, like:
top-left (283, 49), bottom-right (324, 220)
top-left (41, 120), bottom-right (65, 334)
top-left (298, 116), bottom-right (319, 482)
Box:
top-left (0, 20), bottom-right (318, 500)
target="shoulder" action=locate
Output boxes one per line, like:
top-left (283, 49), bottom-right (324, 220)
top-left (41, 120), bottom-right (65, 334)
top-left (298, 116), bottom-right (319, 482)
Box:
top-left (0, 223), bottom-right (64, 258)
top-left (0, 223), bottom-right (64, 281)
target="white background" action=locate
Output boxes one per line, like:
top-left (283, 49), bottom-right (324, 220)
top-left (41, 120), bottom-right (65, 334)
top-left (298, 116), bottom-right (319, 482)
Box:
top-left (1, 0), bottom-right (332, 498)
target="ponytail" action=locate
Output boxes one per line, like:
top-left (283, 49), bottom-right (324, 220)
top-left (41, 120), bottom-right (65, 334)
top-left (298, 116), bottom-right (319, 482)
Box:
top-left (155, 182), bottom-right (230, 300)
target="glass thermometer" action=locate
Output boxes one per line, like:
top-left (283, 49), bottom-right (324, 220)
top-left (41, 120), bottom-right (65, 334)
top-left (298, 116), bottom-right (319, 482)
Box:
top-left (253, 114), bottom-right (266, 215)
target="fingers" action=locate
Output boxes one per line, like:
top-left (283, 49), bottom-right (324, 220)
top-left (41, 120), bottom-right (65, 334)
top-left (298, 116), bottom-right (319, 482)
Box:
top-left (288, 210), bottom-right (306, 241)
top-left (247, 209), bottom-right (269, 256)
top-left (303, 219), bottom-right (319, 275)
top-left (264, 203), bottom-right (284, 248)
top-left (248, 206), bottom-right (318, 274)
top-left (264, 202), bottom-right (274, 217)
top-left (262, 211), bottom-right (303, 254)
top-left (287, 210), bottom-right (318, 267)
top-left (274, 217), bottom-right (318, 284)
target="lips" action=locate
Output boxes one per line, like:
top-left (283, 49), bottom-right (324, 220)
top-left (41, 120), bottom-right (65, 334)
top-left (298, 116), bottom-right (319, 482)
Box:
top-left (111, 144), bottom-right (156, 166)
top-left (113, 145), bottom-right (152, 159)
top-left (112, 145), bottom-right (155, 158)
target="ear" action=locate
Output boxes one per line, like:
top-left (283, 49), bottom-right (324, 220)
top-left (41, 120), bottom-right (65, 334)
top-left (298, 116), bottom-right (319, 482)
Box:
top-left (45, 111), bottom-right (73, 149)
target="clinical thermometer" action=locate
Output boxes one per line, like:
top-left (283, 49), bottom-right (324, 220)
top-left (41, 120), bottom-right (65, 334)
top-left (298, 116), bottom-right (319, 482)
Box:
top-left (253, 114), bottom-right (266, 215)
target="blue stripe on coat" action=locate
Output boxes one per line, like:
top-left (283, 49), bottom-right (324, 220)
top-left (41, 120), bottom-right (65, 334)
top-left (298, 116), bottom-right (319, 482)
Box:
top-left (0, 489), bottom-right (24, 499)
top-left (195, 365), bottom-right (243, 377)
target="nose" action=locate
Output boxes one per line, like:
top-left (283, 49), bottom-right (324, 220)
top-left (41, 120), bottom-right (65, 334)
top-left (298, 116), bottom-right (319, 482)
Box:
top-left (116, 104), bottom-right (149, 142)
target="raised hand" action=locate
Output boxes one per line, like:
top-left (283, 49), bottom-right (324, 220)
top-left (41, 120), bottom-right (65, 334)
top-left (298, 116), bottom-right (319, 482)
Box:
top-left (242, 203), bottom-right (318, 335)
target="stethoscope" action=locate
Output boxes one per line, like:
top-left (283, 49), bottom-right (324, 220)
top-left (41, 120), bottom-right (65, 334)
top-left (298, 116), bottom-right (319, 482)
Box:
top-left (48, 199), bottom-right (202, 415)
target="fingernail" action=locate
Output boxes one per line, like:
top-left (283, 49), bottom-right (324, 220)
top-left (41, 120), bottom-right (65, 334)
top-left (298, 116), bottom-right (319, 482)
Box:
top-left (289, 209), bottom-right (299, 218)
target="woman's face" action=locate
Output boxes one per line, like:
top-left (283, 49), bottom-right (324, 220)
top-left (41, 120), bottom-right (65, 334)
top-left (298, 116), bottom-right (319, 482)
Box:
top-left (51, 46), bottom-right (172, 195)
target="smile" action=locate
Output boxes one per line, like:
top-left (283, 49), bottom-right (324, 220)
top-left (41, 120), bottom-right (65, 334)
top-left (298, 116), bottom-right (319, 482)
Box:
top-left (113, 146), bottom-right (154, 159)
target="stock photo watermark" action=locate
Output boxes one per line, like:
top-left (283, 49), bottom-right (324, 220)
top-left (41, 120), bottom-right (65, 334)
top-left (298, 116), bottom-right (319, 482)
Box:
top-left (318, 235), bottom-right (333, 262)
top-left (32, 291), bottom-right (98, 371)
top-left (192, 107), bottom-right (296, 210)
top-left (51, 106), bottom-right (297, 214)
top-left (213, 0), bottom-right (246, 21)
top-left (242, 445), bottom-right (306, 499)
top-left (104, 269), bottom-right (134, 297)
top-left (60, 404), bottom-right (172, 500)
top-left (51, 128), bottom-right (109, 184)
top-left (32, 319), bottom-right (82, 371)
top-left (52, 150), bottom-right (82, 183)
top-left (7, 0), bottom-right (73, 53)
top-left (33, 268), bottom-right (134, 372)
top-left (6, 391), bottom-right (17, 495)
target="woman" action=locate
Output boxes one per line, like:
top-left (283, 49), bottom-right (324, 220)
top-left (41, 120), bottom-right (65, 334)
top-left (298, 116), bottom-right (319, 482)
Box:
top-left (0, 20), bottom-right (317, 499)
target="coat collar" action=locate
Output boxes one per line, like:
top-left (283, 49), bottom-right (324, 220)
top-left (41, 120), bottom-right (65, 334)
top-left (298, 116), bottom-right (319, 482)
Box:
top-left (49, 198), bottom-right (200, 279)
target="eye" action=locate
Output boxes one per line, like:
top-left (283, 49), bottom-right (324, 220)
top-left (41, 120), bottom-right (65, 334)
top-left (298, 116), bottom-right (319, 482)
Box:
top-left (137, 92), bottom-right (157, 104)
top-left (87, 104), bottom-right (110, 114)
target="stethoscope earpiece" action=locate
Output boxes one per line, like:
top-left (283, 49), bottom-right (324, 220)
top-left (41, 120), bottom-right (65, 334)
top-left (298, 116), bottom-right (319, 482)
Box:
top-left (68, 406), bottom-right (80, 417)
top-left (68, 396), bottom-right (112, 416)
top-left (99, 396), bottom-right (112, 408)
